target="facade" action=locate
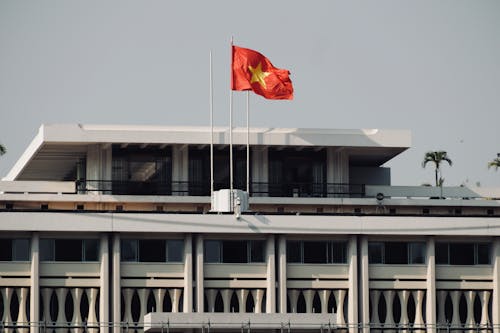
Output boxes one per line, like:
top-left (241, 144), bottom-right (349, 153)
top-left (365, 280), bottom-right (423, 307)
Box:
top-left (0, 124), bottom-right (500, 333)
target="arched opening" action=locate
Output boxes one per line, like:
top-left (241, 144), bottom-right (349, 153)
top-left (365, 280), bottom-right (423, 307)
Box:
top-left (80, 291), bottom-right (89, 322)
top-left (378, 292), bottom-right (387, 324)
top-left (163, 292), bottom-right (172, 312)
top-left (297, 292), bottom-right (306, 313)
top-left (65, 291), bottom-right (73, 323)
top-left (246, 292), bottom-right (255, 313)
top-left (230, 292), bottom-right (239, 313)
top-left (312, 291), bottom-right (321, 313)
top-left (147, 290), bottom-right (156, 313)
top-left (131, 290), bottom-right (141, 323)
top-left (214, 291), bottom-right (224, 312)
top-left (327, 292), bottom-right (337, 314)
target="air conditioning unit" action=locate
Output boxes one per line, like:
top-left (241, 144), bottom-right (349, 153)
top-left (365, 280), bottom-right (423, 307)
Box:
top-left (211, 189), bottom-right (249, 213)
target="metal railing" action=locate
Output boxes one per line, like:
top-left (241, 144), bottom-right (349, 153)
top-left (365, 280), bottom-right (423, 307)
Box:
top-left (76, 180), bottom-right (365, 198)
top-left (0, 322), bottom-right (495, 333)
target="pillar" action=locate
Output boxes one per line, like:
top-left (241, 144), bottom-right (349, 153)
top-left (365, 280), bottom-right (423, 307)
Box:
top-left (196, 235), bottom-right (204, 312)
top-left (183, 234), bottom-right (193, 312)
top-left (492, 238), bottom-right (500, 333)
top-left (100, 234), bottom-right (109, 333)
top-left (251, 147), bottom-right (268, 196)
top-left (30, 232), bottom-right (39, 333)
top-left (172, 145), bottom-right (189, 195)
top-left (112, 234), bottom-right (121, 333)
top-left (278, 235), bottom-right (287, 313)
top-left (360, 236), bottom-right (370, 333)
top-left (348, 236), bottom-right (358, 332)
top-left (266, 235), bottom-right (276, 313)
top-left (426, 237), bottom-right (436, 333)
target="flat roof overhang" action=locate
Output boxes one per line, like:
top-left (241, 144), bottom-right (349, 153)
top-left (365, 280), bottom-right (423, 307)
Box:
top-left (143, 313), bottom-right (337, 332)
top-left (5, 124), bottom-right (411, 181)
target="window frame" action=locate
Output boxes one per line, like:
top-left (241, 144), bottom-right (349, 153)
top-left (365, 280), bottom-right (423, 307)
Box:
top-left (368, 241), bottom-right (426, 265)
top-left (286, 240), bottom-right (348, 264)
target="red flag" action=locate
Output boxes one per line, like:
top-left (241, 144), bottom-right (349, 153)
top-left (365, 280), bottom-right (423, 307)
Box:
top-left (231, 45), bottom-right (293, 100)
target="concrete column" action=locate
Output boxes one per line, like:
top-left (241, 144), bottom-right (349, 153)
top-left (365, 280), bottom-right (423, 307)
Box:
top-left (360, 236), bottom-right (370, 333)
top-left (492, 238), bottom-right (500, 333)
top-left (426, 237), bottom-right (436, 333)
top-left (328, 148), bottom-right (349, 184)
top-left (251, 147), bottom-right (268, 196)
top-left (30, 233), bottom-right (39, 333)
top-left (266, 235), bottom-right (276, 313)
top-left (112, 234), bottom-right (121, 333)
top-left (86, 144), bottom-right (112, 193)
top-left (172, 145), bottom-right (189, 194)
top-left (278, 236), bottom-right (287, 313)
top-left (183, 234), bottom-right (193, 312)
top-left (348, 236), bottom-right (358, 332)
top-left (196, 235), bottom-right (204, 312)
top-left (100, 234), bottom-right (110, 333)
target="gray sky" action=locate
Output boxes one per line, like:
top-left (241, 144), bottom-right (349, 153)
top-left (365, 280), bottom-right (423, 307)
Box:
top-left (1, 1), bottom-right (499, 186)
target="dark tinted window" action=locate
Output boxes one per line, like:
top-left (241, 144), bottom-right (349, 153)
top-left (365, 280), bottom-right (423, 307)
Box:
top-left (13, 239), bottom-right (30, 261)
top-left (205, 240), bottom-right (221, 263)
top-left (303, 241), bottom-right (327, 264)
top-left (385, 242), bottom-right (408, 264)
top-left (331, 242), bottom-right (346, 263)
top-left (121, 239), bottom-right (138, 261)
top-left (368, 243), bottom-right (383, 264)
top-left (450, 243), bottom-right (474, 265)
top-left (435, 243), bottom-right (448, 264)
top-left (0, 239), bottom-right (12, 261)
top-left (84, 239), bottom-right (99, 261)
top-left (409, 242), bottom-right (426, 264)
top-left (477, 244), bottom-right (491, 264)
top-left (287, 241), bottom-right (301, 263)
top-left (287, 240), bottom-right (347, 264)
top-left (55, 239), bottom-right (82, 261)
top-left (40, 239), bottom-right (54, 261)
top-left (222, 241), bottom-right (247, 263)
top-left (167, 240), bottom-right (184, 262)
top-left (139, 239), bottom-right (166, 262)
top-left (250, 240), bottom-right (265, 263)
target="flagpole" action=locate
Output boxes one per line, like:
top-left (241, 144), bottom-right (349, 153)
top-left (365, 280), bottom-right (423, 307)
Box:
top-left (246, 91), bottom-right (250, 194)
top-left (209, 51), bottom-right (214, 196)
top-left (229, 37), bottom-right (234, 192)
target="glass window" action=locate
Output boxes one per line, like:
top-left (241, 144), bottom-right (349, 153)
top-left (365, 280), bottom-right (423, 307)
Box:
top-left (435, 243), bottom-right (448, 264)
top-left (121, 239), bottom-right (138, 262)
top-left (0, 239), bottom-right (12, 261)
top-left (12, 239), bottom-right (30, 261)
top-left (250, 240), bottom-right (265, 263)
top-left (222, 241), bottom-right (247, 263)
top-left (139, 239), bottom-right (165, 262)
top-left (385, 242), bottom-right (408, 264)
top-left (287, 241), bottom-right (301, 263)
top-left (368, 242), bottom-right (383, 264)
top-left (40, 239), bottom-right (54, 261)
top-left (55, 239), bottom-right (82, 261)
top-left (205, 240), bottom-right (221, 263)
top-left (450, 243), bottom-right (474, 265)
top-left (83, 239), bottom-right (99, 261)
top-left (476, 244), bottom-right (491, 264)
top-left (330, 242), bottom-right (347, 263)
top-left (303, 241), bottom-right (327, 263)
top-left (409, 242), bottom-right (426, 264)
top-left (167, 240), bottom-right (184, 262)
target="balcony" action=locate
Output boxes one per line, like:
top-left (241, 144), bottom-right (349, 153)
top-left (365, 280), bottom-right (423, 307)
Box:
top-left (76, 180), bottom-right (366, 198)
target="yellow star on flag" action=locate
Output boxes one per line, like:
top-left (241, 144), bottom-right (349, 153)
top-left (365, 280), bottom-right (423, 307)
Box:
top-left (248, 62), bottom-right (270, 88)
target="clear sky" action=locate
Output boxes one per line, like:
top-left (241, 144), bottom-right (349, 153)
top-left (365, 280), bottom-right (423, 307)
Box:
top-left (1, 1), bottom-right (499, 186)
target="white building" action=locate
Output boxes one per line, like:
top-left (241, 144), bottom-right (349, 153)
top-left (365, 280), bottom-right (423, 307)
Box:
top-left (1, 124), bottom-right (500, 333)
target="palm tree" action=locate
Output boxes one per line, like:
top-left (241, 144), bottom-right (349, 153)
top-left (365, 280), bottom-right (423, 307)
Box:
top-left (0, 144), bottom-right (5, 156)
top-left (422, 151), bottom-right (452, 187)
top-left (488, 154), bottom-right (500, 171)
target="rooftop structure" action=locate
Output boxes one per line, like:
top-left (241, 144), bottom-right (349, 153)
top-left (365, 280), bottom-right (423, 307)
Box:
top-left (1, 124), bottom-right (500, 333)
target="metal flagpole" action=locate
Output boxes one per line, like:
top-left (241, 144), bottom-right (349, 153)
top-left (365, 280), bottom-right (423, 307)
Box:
top-left (229, 37), bottom-right (234, 192)
top-left (209, 51), bottom-right (214, 196)
top-left (246, 91), bottom-right (250, 194)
